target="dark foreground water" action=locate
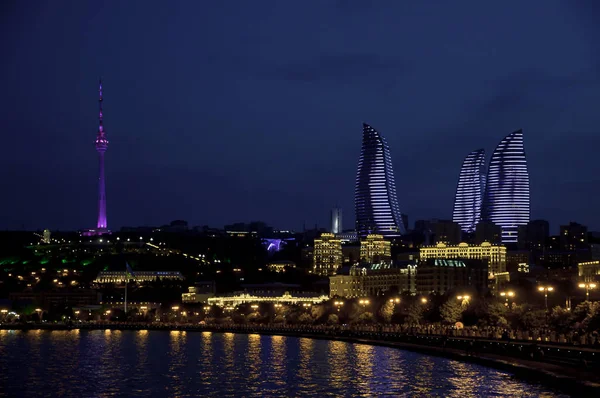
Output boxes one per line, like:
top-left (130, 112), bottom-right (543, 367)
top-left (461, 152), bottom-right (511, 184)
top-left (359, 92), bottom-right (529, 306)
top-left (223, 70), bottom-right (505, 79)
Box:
top-left (0, 329), bottom-right (567, 397)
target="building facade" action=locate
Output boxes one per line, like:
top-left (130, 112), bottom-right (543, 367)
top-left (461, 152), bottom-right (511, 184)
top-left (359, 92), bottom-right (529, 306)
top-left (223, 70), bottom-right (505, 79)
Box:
top-left (93, 271), bottom-right (184, 284)
top-left (416, 259), bottom-right (488, 295)
top-left (313, 233), bottom-right (343, 276)
top-left (419, 242), bottom-right (507, 275)
top-left (360, 234), bottom-right (392, 264)
top-left (452, 149), bottom-right (486, 233)
top-left (329, 264), bottom-right (416, 298)
top-left (483, 130), bottom-right (530, 243)
top-left (578, 260), bottom-right (600, 282)
top-left (355, 123), bottom-right (406, 238)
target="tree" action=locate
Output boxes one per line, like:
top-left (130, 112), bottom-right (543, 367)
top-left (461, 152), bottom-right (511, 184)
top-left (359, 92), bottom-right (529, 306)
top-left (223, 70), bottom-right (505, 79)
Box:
top-left (297, 313), bottom-right (313, 324)
top-left (355, 312), bottom-right (374, 324)
top-left (406, 303), bottom-right (424, 325)
top-left (440, 300), bottom-right (463, 324)
top-left (326, 314), bottom-right (339, 325)
top-left (549, 306), bottom-right (572, 333)
top-left (379, 301), bottom-right (394, 323)
top-left (518, 310), bottom-right (547, 330)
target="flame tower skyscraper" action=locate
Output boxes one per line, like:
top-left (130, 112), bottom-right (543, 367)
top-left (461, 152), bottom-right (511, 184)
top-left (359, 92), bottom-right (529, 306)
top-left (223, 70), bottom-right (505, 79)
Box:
top-left (95, 79), bottom-right (109, 231)
top-left (483, 130), bottom-right (530, 243)
top-left (452, 149), bottom-right (486, 233)
top-left (355, 123), bottom-right (406, 238)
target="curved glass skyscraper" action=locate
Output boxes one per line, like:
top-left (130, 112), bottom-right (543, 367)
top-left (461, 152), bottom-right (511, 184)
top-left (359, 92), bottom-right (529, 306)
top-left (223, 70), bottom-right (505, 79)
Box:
top-left (452, 149), bottom-right (486, 233)
top-left (483, 130), bottom-right (530, 243)
top-left (355, 123), bottom-right (406, 237)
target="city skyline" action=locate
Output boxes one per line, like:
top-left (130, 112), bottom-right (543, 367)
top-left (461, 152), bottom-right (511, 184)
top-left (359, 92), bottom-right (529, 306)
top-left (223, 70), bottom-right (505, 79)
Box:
top-left (2, 2), bottom-right (599, 232)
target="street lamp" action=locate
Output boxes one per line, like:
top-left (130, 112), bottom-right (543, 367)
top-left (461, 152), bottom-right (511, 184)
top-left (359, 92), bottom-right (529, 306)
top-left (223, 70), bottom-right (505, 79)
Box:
top-left (35, 308), bottom-right (43, 322)
top-left (250, 304), bottom-right (259, 311)
top-left (420, 297), bottom-right (428, 304)
top-left (538, 286), bottom-right (554, 310)
top-left (359, 299), bottom-right (370, 306)
top-left (578, 283), bottom-right (597, 301)
top-left (389, 298), bottom-right (400, 304)
top-left (302, 303), bottom-right (312, 309)
top-left (171, 306), bottom-right (180, 312)
top-left (334, 301), bottom-right (344, 312)
top-left (500, 291), bottom-right (515, 306)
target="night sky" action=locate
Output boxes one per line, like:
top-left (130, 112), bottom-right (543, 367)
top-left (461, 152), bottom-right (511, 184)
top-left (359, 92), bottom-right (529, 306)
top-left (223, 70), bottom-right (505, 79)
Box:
top-left (2, 1), bottom-right (599, 233)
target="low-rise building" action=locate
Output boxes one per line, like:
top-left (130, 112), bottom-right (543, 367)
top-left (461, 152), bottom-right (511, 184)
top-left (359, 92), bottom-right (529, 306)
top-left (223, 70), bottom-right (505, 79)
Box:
top-left (266, 261), bottom-right (296, 273)
top-left (579, 260), bottom-right (600, 282)
top-left (329, 263), bottom-right (416, 298)
top-left (93, 271), bottom-right (184, 284)
top-left (416, 258), bottom-right (488, 295)
top-left (182, 281), bottom-right (216, 303)
top-left (207, 291), bottom-right (328, 307)
top-left (420, 242), bottom-right (506, 275)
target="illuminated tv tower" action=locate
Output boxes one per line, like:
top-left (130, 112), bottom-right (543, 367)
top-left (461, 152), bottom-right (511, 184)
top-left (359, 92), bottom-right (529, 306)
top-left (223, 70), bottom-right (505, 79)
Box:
top-left (95, 79), bottom-right (109, 231)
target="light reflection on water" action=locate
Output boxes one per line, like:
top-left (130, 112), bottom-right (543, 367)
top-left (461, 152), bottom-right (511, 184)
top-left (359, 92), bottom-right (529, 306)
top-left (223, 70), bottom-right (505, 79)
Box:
top-left (0, 330), bottom-right (569, 397)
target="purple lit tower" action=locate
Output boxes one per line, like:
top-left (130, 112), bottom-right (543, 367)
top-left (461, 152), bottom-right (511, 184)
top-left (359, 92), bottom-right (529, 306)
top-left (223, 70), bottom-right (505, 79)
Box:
top-left (94, 79), bottom-right (109, 232)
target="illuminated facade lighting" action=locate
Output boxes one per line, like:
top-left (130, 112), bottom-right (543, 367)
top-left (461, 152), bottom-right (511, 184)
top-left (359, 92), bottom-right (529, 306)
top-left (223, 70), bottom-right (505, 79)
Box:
top-left (360, 234), bottom-right (391, 264)
top-left (355, 123), bottom-right (406, 237)
top-left (483, 130), bottom-right (530, 243)
top-left (208, 292), bottom-right (329, 307)
top-left (313, 233), bottom-right (342, 276)
top-left (420, 242), bottom-right (507, 275)
top-left (452, 149), bottom-right (486, 233)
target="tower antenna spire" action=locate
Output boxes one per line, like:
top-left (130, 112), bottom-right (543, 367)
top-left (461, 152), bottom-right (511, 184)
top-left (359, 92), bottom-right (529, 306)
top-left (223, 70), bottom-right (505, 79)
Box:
top-left (98, 78), bottom-right (104, 133)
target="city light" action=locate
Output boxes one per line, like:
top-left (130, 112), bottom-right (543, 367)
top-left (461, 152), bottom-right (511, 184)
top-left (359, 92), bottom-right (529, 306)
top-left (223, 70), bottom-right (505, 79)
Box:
top-left (359, 299), bottom-right (370, 306)
top-left (389, 298), bottom-right (400, 304)
top-left (538, 286), bottom-right (554, 310)
top-left (421, 298), bottom-right (428, 304)
top-left (578, 283), bottom-right (597, 301)
top-left (500, 291), bottom-right (516, 306)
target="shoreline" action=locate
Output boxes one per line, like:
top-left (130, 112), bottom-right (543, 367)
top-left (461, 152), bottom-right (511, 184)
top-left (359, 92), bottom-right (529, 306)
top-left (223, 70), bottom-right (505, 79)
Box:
top-left (2, 323), bottom-right (599, 395)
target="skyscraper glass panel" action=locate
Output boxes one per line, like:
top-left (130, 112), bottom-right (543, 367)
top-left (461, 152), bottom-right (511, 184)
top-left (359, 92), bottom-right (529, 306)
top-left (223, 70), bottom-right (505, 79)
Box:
top-left (483, 130), bottom-right (530, 243)
top-left (355, 123), bottom-right (406, 237)
top-left (452, 149), bottom-right (486, 233)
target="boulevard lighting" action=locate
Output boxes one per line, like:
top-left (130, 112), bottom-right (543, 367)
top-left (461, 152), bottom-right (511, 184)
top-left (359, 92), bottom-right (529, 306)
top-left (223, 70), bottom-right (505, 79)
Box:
top-left (538, 286), bottom-right (554, 309)
top-left (578, 283), bottom-right (597, 300)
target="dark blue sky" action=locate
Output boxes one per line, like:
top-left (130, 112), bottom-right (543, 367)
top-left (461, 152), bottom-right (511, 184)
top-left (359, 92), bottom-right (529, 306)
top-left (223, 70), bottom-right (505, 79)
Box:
top-left (1, 1), bottom-right (599, 233)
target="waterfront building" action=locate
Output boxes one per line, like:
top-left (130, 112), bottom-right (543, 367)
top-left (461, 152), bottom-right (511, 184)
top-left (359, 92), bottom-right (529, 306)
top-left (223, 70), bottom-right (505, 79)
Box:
top-left (355, 123), bottom-right (406, 237)
top-left (93, 270), bottom-right (184, 284)
top-left (331, 207), bottom-right (342, 234)
top-left (416, 258), bottom-right (488, 295)
top-left (452, 149), bottom-right (486, 233)
top-left (360, 234), bottom-right (392, 264)
top-left (207, 291), bottom-right (329, 307)
top-left (329, 263), bottom-right (416, 298)
top-left (9, 289), bottom-right (101, 310)
top-left (578, 260), bottom-right (600, 282)
top-left (266, 261), bottom-right (296, 273)
top-left (313, 233), bottom-right (343, 276)
top-left (419, 242), bottom-right (507, 276)
top-left (483, 130), bottom-right (530, 243)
